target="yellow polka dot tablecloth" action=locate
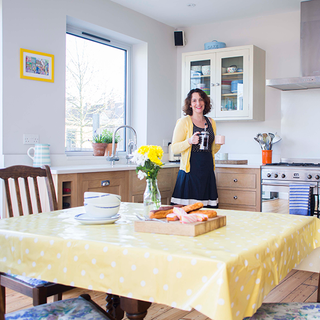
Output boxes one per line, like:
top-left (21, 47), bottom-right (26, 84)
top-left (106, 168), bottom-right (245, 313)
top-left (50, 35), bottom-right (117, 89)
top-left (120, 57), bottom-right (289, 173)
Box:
top-left (1, 203), bottom-right (320, 320)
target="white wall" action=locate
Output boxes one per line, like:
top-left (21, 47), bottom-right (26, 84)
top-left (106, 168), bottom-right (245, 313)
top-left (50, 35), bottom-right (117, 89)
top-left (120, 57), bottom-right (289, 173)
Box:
top-left (2, 2), bottom-right (319, 167)
top-left (176, 11), bottom-right (310, 162)
top-left (281, 89), bottom-right (320, 160)
top-left (1, 0), bottom-right (177, 166)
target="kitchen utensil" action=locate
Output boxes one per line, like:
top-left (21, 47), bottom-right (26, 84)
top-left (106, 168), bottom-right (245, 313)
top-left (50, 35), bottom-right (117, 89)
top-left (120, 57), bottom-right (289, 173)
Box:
top-left (204, 40), bottom-right (226, 50)
top-left (272, 133), bottom-right (282, 144)
top-left (254, 133), bottom-right (276, 150)
top-left (199, 131), bottom-right (209, 150)
top-left (27, 144), bottom-right (51, 167)
top-left (222, 67), bottom-right (227, 74)
top-left (227, 65), bottom-right (237, 73)
top-left (237, 68), bottom-right (243, 72)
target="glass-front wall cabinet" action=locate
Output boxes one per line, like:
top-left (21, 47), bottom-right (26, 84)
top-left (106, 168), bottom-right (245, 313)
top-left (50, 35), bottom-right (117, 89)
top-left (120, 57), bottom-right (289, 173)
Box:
top-left (182, 45), bottom-right (265, 121)
top-left (214, 49), bottom-right (249, 119)
top-left (187, 54), bottom-right (213, 97)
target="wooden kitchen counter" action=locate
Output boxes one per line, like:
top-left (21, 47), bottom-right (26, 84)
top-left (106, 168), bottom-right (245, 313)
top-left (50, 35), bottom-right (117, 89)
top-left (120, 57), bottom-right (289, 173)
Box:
top-left (51, 162), bottom-right (261, 212)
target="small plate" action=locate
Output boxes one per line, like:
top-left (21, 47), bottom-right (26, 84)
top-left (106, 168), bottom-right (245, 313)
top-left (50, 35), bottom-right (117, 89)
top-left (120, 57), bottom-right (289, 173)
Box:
top-left (74, 213), bottom-right (120, 225)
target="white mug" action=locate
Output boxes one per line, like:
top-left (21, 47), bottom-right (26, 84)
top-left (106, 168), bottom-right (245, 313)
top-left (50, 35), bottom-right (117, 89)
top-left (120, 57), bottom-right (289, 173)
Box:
top-left (215, 135), bottom-right (225, 145)
top-left (220, 153), bottom-right (228, 160)
top-left (27, 144), bottom-right (51, 167)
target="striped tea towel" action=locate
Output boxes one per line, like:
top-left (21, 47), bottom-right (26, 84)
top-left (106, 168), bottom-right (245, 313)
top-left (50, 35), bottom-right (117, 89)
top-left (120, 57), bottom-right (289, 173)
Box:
top-left (289, 184), bottom-right (311, 216)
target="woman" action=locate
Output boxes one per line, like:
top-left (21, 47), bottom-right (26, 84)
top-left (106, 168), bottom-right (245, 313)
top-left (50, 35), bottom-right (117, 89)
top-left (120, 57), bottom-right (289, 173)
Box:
top-left (171, 88), bottom-right (222, 208)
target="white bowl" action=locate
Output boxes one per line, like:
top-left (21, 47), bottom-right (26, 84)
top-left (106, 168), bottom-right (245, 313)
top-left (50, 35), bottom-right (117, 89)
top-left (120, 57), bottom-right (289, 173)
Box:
top-left (84, 192), bottom-right (121, 205)
top-left (84, 202), bottom-right (120, 218)
top-left (227, 66), bottom-right (237, 73)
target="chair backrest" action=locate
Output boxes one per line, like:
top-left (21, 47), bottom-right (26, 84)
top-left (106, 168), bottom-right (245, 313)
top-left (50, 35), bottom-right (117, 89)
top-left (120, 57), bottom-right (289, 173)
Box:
top-left (0, 165), bottom-right (58, 217)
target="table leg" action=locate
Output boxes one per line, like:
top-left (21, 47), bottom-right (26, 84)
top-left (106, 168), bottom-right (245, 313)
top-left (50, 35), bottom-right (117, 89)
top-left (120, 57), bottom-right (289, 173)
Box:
top-left (106, 294), bottom-right (124, 320)
top-left (120, 297), bottom-right (151, 320)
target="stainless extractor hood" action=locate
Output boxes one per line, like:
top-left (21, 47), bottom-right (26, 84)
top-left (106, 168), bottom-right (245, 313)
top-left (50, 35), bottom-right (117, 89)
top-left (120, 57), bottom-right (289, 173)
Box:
top-left (267, 0), bottom-right (320, 91)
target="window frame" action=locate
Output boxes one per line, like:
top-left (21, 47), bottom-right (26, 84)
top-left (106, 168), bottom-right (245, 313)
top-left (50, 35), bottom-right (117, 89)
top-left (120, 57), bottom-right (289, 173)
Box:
top-left (65, 25), bottom-right (132, 156)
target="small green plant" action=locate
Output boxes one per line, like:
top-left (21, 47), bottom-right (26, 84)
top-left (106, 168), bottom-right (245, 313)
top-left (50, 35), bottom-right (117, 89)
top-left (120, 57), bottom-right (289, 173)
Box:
top-left (102, 129), bottom-right (121, 144)
top-left (92, 133), bottom-right (107, 143)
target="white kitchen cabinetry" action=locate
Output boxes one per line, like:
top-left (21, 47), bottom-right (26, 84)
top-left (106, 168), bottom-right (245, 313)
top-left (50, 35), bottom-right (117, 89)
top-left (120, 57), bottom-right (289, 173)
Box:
top-left (181, 45), bottom-right (265, 121)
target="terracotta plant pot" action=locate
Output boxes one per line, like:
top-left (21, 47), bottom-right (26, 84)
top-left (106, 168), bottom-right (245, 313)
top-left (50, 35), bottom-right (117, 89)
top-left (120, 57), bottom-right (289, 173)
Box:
top-left (92, 143), bottom-right (107, 156)
top-left (105, 143), bottom-right (117, 157)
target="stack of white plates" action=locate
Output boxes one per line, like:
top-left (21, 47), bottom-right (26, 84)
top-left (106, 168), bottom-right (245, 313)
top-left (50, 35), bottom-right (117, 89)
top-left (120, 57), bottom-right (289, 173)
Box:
top-left (221, 85), bottom-right (231, 94)
top-left (74, 213), bottom-right (120, 225)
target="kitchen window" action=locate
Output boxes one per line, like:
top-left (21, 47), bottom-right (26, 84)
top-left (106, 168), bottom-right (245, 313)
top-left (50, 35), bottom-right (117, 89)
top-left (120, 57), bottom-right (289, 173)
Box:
top-left (65, 26), bottom-right (130, 153)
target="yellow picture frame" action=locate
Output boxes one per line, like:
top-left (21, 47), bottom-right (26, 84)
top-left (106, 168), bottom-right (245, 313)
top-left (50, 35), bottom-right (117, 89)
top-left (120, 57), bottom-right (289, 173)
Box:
top-left (20, 48), bottom-right (54, 82)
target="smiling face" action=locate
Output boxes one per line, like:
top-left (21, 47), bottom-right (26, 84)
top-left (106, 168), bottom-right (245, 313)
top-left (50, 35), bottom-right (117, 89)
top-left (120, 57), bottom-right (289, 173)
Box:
top-left (190, 92), bottom-right (205, 115)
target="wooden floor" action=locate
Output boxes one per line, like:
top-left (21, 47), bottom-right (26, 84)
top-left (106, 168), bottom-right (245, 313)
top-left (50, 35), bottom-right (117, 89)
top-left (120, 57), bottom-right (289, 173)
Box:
top-left (4, 269), bottom-right (319, 319)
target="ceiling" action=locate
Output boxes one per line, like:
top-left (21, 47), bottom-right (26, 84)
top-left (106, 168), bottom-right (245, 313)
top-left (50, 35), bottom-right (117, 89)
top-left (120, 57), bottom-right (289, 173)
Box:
top-left (110, 0), bottom-right (303, 28)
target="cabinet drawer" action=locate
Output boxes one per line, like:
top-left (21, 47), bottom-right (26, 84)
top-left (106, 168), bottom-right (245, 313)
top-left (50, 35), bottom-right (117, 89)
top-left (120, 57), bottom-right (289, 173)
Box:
top-left (216, 172), bottom-right (256, 189)
top-left (218, 189), bottom-right (256, 206)
top-left (78, 171), bottom-right (128, 205)
top-left (219, 204), bottom-right (257, 212)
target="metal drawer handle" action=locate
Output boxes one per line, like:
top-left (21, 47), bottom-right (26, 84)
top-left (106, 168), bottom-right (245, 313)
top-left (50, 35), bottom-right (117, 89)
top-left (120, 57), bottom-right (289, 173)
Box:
top-left (233, 196), bottom-right (238, 200)
top-left (234, 179), bottom-right (238, 182)
top-left (101, 180), bottom-right (110, 187)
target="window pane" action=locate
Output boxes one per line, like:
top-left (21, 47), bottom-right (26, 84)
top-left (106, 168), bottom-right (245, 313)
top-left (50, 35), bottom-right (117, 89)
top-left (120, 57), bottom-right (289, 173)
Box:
top-left (65, 33), bottom-right (126, 152)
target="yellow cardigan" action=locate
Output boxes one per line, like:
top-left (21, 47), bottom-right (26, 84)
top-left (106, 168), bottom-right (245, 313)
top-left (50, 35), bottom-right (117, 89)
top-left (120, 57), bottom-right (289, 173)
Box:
top-left (171, 115), bottom-right (221, 173)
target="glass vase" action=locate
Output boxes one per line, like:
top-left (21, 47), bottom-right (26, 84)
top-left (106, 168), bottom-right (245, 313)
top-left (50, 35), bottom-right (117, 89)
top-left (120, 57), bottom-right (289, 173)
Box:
top-left (143, 178), bottom-right (161, 217)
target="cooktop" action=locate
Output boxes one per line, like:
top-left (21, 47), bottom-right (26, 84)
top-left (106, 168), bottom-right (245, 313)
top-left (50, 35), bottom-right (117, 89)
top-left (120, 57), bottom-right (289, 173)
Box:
top-left (264, 162), bottom-right (320, 167)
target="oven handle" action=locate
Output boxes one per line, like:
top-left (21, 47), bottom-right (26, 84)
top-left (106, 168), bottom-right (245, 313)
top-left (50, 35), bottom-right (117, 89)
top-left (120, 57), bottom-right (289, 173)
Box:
top-left (261, 181), bottom-right (318, 188)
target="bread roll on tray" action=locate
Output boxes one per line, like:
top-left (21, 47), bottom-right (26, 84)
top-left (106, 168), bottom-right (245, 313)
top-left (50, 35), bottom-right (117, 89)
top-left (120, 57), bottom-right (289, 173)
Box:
top-left (149, 202), bottom-right (204, 219)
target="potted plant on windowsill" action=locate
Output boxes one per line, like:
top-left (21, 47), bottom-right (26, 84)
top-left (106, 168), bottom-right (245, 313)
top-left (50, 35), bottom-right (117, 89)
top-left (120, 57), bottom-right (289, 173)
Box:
top-left (103, 130), bottom-right (121, 157)
top-left (92, 133), bottom-right (108, 156)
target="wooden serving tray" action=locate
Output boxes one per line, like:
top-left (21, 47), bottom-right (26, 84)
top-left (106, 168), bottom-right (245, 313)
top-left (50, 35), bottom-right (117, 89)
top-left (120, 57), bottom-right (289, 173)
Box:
top-left (216, 160), bottom-right (248, 165)
top-left (134, 215), bottom-right (226, 237)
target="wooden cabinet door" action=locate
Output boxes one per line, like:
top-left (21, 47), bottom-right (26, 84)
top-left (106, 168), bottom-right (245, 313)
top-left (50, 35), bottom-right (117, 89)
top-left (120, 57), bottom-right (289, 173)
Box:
top-left (128, 168), bottom-right (177, 204)
top-left (77, 171), bottom-right (129, 206)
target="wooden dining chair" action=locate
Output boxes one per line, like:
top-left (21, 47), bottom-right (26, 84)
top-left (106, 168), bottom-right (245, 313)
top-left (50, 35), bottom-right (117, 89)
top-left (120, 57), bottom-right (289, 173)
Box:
top-left (0, 165), bottom-right (72, 314)
top-left (243, 271), bottom-right (320, 319)
top-left (0, 293), bottom-right (115, 320)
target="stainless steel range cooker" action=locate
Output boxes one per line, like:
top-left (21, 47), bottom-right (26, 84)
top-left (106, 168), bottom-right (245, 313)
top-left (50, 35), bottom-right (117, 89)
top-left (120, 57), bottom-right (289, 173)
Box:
top-left (261, 162), bottom-right (320, 216)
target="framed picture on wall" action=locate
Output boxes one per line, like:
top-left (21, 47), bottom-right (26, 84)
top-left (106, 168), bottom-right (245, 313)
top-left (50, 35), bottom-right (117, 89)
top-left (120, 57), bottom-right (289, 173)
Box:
top-left (20, 48), bottom-right (54, 82)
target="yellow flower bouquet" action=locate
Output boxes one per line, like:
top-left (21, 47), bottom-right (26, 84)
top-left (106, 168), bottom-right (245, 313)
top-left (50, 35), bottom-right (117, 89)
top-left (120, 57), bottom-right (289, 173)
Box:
top-left (132, 145), bottom-right (164, 211)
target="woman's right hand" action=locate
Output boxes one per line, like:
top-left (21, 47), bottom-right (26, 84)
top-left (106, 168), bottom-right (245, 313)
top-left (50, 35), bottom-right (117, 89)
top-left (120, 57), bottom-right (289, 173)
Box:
top-left (188, 132), bottom-right (200, 145)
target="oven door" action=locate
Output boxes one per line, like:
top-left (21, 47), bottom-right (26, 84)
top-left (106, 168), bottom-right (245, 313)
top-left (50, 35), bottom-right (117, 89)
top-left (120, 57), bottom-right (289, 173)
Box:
top-left (261, 180), bottom-right (318, 215)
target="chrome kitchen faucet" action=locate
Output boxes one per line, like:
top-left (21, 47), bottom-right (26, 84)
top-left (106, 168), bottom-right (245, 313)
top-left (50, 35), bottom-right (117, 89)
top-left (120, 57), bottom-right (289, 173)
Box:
top-left (107, 125), bottom-right (137, 164)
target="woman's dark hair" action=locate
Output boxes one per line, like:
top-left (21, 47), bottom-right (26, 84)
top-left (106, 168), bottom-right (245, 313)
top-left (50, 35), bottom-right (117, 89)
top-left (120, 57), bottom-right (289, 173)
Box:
top-left (182, 88), bottom-right (212, 116)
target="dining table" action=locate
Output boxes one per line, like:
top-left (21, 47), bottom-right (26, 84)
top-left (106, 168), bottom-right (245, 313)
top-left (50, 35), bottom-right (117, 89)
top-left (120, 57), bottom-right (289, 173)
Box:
top-left (1, 202), bottom-right (320, 320)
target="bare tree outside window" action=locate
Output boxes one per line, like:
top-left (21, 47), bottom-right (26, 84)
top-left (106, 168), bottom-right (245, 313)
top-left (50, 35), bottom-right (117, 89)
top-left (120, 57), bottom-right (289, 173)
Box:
top-left (65, 33), bottom-right (126, 152)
